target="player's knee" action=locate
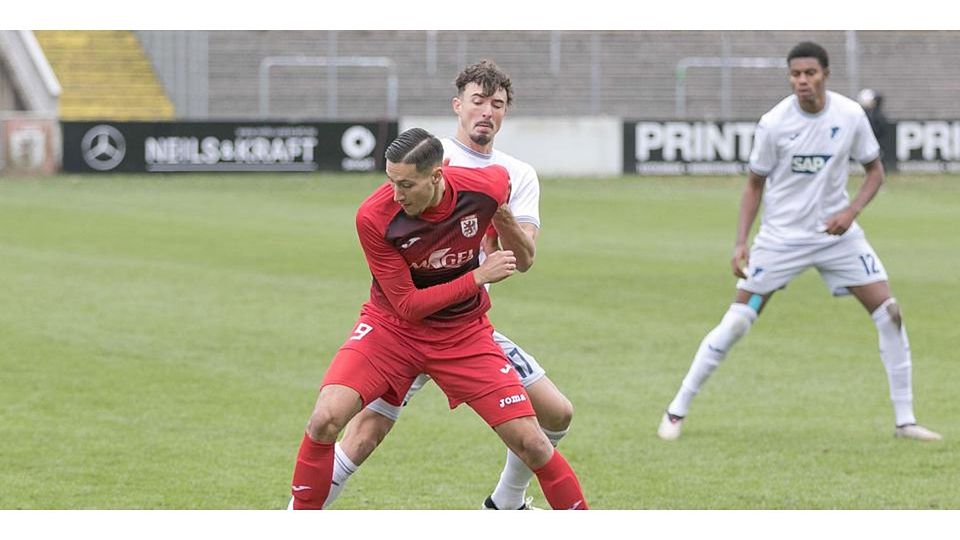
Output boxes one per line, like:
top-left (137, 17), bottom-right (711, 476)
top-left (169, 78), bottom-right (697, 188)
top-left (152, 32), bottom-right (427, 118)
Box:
top-left (512, 427), bottom-right (554, 469)
top-left (872, 297), bottom-right (904, 330)
top-left (538, 395), bottom-right (573, 432)
top-left (306, 409), bottom-right (346, 443)
top-left (712, 303), bottom-right (757, 349)
top-left (886, 299), bottom-right (902, 328)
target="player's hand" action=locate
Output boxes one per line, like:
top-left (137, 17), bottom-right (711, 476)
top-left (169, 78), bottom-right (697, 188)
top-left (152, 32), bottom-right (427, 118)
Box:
top-left (731, 244), bottom-right (750, 279)
top-left (480, 233), bottom-right (500, 257)
top-left (823, 207), bottom-right (857, 235)
top-left (474, 249), bottom-right (516, 286)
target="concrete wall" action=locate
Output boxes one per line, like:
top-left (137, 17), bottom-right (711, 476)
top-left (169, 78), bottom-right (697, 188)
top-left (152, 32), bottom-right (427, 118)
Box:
top-left (401, 116), bottom-right (622, 177)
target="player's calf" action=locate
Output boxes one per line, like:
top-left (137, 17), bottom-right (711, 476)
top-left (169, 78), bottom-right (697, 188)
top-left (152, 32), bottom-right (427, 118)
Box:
top-left (532, 450), bottom-right (589, 510)
top-left (666, 302), bottom-right (758, 420)
top-left (291, 433), bottom-right (335, 509)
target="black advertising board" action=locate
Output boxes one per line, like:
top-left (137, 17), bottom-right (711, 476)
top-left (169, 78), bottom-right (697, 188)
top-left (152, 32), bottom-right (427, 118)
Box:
top-left (61, 121), bottom-right (398, 173)
top-left (623, 120), bottom-right (959, 175)
top-left (622, 120), bottom-right (757, 175)
top-left (894, 120), bottom-right (960, 173)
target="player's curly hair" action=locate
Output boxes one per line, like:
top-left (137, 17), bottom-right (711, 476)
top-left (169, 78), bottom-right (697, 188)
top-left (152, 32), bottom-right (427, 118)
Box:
top-left (385, 128), bottom-right (443, 174)
top-left (788, 41), bottom-right (829, 69)
top-left (454, 59), bottom-right (514, 106)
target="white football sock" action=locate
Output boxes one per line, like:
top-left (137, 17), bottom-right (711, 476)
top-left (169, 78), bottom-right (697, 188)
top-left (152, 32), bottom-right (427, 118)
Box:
top-left (322, 442), bottom-right (358, 508)
top-left (668, 303), bottom-right (757, 417)
top-left (872, 298), bottom-right (916, 426)
top-left (490, 427), bottom-right (567, 509)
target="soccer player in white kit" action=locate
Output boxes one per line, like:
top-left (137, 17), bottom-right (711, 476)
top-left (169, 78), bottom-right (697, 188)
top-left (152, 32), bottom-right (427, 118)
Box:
top-left (657, 41), bottom-right (941, 442)
top-left (316, 60), bottom-right (576, 509)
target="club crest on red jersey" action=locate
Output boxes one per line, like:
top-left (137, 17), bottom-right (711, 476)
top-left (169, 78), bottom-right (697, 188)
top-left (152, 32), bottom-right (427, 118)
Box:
top-left (460, 214), bottom-right (479, 238)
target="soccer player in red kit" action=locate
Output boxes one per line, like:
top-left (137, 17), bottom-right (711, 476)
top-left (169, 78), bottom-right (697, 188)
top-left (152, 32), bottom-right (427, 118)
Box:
top-left (290, 128), bottom-right (588, 510)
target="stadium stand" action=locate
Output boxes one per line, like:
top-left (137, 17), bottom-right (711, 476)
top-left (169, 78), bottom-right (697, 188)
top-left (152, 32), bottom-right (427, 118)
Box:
top-left (34, 30), bottom-right (174, 120)
top-left (135, 30), bottom-right (960, 121)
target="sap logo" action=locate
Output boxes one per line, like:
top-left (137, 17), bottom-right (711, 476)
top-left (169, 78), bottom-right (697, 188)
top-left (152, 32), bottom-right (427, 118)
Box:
top-left (410, 248), bottom-right (475, 270)
top-left (791, 154), bottom-right (832, 174)
top-left (499, 393), bottom-right (528, 408)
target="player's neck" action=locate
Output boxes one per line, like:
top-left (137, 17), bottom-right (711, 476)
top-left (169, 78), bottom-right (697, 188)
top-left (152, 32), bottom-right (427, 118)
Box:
top-left (798, 92), bottom-right (827, 114)
top-left (455, 132), bottom-right (494, 155)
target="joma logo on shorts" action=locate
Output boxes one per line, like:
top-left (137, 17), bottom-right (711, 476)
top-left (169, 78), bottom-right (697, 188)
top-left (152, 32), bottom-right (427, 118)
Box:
top-left (791, 154), bottom-right (832, 174)
top-left (499, 394), bottom-right (527, 408)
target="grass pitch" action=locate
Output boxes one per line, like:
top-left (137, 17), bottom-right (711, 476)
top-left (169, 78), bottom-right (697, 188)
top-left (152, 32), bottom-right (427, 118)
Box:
top-left (1, 173), bottom-right (957, 509)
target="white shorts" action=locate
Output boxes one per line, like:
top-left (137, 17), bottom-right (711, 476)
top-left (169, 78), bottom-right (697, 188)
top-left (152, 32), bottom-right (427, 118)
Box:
top-left (737, 233), bottom-right (889, 297)
top-left (365, 330), bottom-right (547, 422)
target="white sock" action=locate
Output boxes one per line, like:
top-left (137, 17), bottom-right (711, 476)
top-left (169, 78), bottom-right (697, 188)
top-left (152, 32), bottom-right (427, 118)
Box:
top-left (872, 298), bottom-right (916, 426)
top-left (490, 427), bottom-right (567, 509)
top-left (322, 442), bottom-right (358, 509)
top-left (668, 303), bottom-right (757, 417)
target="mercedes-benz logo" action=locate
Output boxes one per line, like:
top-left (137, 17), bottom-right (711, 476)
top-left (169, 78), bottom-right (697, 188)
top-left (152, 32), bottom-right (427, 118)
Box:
top-left (81, 125), bottom-right (126, 171)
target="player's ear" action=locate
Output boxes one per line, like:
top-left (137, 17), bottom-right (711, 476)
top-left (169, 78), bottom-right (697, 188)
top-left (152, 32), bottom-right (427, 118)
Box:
top-left (822, 66), bottom-right (830, 79)
top-left (432, 166), bottom-right (443, 183)
top-left (452, 95), bottom-right (461, 115)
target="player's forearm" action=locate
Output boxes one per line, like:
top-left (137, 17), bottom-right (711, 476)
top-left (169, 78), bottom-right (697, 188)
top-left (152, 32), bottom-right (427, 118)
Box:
top-left (361, 225), bottom-right (482, 322)
top-left (493, 210), bottom-right (536, 272)
top-left (388, 273), bottom-right (480, 322)
top-left (849, 159), bottom-right (885, 215)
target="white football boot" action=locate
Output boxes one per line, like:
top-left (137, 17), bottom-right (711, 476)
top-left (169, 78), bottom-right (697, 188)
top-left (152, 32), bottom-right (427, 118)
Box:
top-left (657, 411), bottom-right (685, 441)
top-left (894, 424), bottom-right (943, 441)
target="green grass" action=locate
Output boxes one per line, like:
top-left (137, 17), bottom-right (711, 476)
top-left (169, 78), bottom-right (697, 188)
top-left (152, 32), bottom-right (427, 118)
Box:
top-left (1, 173), bottom-right (957, 509)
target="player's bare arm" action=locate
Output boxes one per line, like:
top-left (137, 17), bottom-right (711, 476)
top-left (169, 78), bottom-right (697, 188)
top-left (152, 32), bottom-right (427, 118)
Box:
top-left (491, 205), bottom-right (537, 272)
top-left (824, 158), bottom-right (885, 236)
top-left (732, 171), bottom-right (765, 278)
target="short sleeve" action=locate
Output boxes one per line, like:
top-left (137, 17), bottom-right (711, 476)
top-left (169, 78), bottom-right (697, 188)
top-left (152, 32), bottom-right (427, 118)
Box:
top-left (507, 164), bottom-right (541, 228)
top-left (851, 109), bottom-right (881, 164)
top-left (748, 118), bottom-right (777, 177)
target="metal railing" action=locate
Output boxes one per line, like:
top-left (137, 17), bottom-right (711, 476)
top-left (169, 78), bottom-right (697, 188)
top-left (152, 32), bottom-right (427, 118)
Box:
top-left (674, 56), bottom-right (784, 118)
top-left (258, 55), bottom-right (398, 119)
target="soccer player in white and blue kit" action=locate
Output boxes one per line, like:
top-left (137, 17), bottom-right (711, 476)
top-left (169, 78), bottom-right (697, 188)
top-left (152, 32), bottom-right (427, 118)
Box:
top-left (315, 60), bottom-right (576, 510)
top-left (658, 42), bottom-right (941, 442)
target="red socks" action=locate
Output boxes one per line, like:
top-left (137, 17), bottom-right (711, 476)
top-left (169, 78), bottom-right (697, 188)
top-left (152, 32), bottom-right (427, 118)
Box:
top-left (533, 450), bottom-right (589, 510)
top-left (292, 435), bottom-right (587, 510)
top-left (290, 433), bottom-right (334, 510)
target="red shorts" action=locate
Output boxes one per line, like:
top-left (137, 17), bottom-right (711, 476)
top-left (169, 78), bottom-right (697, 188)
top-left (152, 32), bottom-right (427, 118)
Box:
top-left (321, 306), bottom-right (535, 427)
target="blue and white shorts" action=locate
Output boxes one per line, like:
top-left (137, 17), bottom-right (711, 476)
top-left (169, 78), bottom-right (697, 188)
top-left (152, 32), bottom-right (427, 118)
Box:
top-left (737, 233), bottom-right (889, 297)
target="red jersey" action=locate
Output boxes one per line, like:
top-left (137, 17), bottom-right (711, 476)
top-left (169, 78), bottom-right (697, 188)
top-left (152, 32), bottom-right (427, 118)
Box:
top-left (355, 165), bottom-right (510, 328)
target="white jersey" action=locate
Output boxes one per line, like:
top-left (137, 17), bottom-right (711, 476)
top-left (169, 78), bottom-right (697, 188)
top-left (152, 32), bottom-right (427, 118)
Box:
top-left (748, 90), bottom-right (880, 249)
top-left (441, 137), bottom-right (541, 229)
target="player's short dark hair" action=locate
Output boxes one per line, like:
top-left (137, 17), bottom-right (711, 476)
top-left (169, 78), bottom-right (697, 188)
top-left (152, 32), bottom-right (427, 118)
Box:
top-left (384, 128), bottom-right (443, 174)
top-left (788, 41), bottom-right (829, 69)
top-left (454, 59), bottom-right (514, 106)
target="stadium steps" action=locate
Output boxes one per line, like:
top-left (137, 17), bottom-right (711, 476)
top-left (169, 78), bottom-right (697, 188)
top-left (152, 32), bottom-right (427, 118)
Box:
top-left (34, 30), bottom-right (175, 120)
